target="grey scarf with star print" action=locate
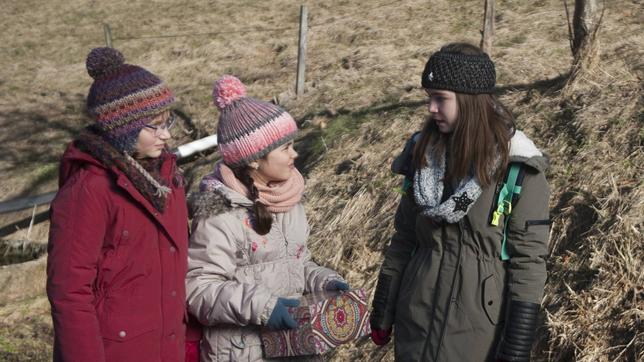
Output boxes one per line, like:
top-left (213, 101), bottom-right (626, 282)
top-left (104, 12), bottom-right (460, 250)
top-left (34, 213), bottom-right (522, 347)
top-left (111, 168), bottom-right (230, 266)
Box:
top-left (413, 148), bottom-right (484, 223)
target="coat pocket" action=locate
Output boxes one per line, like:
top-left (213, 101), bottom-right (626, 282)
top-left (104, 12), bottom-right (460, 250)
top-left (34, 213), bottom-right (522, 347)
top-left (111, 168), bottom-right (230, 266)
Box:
top-left (230, 329), bottom-right (263, 361)
top-left (482, 275), bottom-right (502, 325)
top-left (99, 293), bottom-right (160, 342)
top-left (100, 311), bottom-right (157, 342)
top-left (205, 325), bottom-right (262, 361)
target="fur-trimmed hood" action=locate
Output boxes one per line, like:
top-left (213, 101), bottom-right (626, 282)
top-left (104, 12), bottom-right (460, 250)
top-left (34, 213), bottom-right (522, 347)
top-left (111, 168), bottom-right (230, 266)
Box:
top-left (509, 130), bottom-right (549, 172)
top-left (391, 129), bottom-right (549, 178)
top-left (189, 177), bottom-right (309, 219)
top-left (188, 182), bottom-right (253, 219)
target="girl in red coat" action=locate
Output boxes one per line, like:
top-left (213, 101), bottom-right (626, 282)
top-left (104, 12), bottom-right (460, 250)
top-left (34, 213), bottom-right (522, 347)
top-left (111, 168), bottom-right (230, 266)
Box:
top-left (46, 47), bottom-right (189, 362)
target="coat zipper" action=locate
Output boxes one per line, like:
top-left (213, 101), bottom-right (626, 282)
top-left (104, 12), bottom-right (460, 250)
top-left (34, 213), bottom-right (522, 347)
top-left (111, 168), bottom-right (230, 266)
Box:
top-left (524, 219), bottom-right (551, 231)
top-left (431, 221), bottom-right (464, 361)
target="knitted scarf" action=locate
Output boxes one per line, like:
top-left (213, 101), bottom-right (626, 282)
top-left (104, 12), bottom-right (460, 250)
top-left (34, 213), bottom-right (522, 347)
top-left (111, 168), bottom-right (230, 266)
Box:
top-left (76, 127), bottom-right (174, 212)
top-left (413, 147), bottom-right (495, 223)
top-left (200, 161), bottom-right (304, 213)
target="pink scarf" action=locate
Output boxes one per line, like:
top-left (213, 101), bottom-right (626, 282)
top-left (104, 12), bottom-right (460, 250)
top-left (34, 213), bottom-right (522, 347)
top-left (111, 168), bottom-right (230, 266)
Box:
top-left (201, 161), bottom-right (305, 213)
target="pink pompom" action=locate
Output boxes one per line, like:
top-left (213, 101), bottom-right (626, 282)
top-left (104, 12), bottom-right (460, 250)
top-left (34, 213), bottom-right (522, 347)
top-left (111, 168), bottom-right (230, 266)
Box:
top-left (213, 75), bottom-right (246, 110)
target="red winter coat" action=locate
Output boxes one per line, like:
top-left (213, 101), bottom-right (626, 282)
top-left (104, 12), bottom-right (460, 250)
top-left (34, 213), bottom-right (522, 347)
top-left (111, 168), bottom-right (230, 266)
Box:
top-left (47, 142), bottom-right (189, 362)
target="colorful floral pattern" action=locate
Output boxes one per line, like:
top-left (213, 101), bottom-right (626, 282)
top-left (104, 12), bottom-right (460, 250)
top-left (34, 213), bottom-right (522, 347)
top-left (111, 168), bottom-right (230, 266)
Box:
top-left (261, 289), bottom-right (371, 357)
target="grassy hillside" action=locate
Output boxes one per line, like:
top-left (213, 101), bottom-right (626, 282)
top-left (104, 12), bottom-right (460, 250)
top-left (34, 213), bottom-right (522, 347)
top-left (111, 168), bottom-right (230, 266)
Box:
top-left (0, 0), bottom-right (641, 361)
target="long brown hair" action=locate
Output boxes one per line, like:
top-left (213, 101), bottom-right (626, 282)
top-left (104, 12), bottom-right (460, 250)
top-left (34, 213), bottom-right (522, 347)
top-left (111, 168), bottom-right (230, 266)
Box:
top-left (413, 43), bottom-right (515, 187)
top-left (231, 166), bottom-right (273, 235)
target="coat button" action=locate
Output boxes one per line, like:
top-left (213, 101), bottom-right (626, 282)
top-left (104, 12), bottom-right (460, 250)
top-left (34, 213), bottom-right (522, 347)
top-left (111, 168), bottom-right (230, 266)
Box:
top-left (123, 182), bottom-right (128, 187)
top-left (171, 290), bottom-right (177, 297)
top-left (122, 230), bottom-right (129, 238)
top-left (153, 212), bottom-right (159, 217)
top-left (169, 333), bottom-right (176, 339)
top-left (119, 330), bottom-right (126, 338)
top-left (169, 246), bottom-right (176, 253)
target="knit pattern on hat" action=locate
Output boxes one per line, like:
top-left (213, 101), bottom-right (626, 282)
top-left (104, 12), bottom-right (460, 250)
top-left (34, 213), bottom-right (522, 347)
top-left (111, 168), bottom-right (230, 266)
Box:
top-left (421, 50), bottom-right (496, 94)
top-left (85, 47), bottom-right (175, 154)
top-left (213, 75), bottom-right (298, 167)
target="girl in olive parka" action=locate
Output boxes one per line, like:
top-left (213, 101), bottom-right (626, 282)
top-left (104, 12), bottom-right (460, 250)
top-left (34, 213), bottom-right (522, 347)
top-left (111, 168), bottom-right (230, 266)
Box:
top-left (369, 43), bottom-right (550, 362)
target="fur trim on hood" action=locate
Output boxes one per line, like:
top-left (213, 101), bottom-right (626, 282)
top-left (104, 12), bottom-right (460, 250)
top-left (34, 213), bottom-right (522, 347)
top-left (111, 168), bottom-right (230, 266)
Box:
top-left (509, 130), bottom-right (549, 173)
top-left (188, 189), bottom-right (236, 219)
top-left (188, 181), bottom-right (308, 219)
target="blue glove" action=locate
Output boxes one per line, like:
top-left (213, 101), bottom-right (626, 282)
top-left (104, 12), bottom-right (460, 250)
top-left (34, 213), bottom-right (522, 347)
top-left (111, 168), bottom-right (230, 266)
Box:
top-left (325, 280), bottom-right (350, 291)
top-left (266, 298), bottom-right (299, 330)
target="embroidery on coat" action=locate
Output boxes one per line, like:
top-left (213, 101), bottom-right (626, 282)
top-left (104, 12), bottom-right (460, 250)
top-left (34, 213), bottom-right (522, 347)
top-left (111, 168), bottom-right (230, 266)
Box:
top-left (250, 236), bottom-right (268, 253)
top-left (242, 215), bottom-right (268, 253)
top-left (295, 245), bottom-right (305, 259)
top-left (243, 215), bottom-right (253, 229)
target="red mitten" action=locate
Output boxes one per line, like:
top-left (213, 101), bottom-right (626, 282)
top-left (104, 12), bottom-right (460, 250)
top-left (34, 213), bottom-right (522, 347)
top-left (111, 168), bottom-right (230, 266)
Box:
top-left (371, 327), bottom-right (392, 346)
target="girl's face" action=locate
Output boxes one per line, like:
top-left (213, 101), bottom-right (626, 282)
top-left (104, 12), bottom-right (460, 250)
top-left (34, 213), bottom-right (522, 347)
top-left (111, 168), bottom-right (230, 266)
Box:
top-left (426, 89), bottom-right (458, 134)
top-left (134, 111), bottom-right (172, 159)
top-left (250, 141), bottom-right (298, 185)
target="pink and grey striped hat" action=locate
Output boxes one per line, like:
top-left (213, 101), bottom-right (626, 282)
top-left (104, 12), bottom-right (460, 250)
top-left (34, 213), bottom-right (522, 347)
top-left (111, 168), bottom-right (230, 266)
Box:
top-left (213, 75), bottom-right (298, 167)
top-left (85, 47), bottom-right (175, 154)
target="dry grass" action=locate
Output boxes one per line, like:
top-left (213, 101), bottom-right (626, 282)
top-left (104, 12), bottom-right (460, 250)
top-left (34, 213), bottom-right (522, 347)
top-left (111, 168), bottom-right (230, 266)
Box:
top-left (0, 295), bottom-right (52, 362)
top-left (0, 0), bottom-right (642, 361)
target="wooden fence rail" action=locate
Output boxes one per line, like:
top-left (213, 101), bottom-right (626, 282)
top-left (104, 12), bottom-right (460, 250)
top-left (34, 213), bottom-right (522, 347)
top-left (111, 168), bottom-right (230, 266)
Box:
top-left (0, 135), bottom-right (219, 215)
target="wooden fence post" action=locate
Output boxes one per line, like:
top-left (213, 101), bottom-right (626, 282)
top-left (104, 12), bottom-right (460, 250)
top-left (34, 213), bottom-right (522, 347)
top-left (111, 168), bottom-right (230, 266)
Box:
top-left (480, 0), bottom-right (495, 54)
top-left (104, 24), bottom-right (113, 48)
top-left (296, 5), bottom-right (308, 96)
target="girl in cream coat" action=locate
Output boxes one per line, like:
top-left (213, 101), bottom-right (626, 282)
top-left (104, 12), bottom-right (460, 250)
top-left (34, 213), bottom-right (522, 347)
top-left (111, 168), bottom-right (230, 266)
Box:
top-left (186, 76), bottom-right (347, 361)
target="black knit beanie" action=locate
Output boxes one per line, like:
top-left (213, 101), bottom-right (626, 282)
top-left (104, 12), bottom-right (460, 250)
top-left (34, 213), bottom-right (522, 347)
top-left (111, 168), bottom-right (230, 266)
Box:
top-left (421, 47), bottom-right (496, 94)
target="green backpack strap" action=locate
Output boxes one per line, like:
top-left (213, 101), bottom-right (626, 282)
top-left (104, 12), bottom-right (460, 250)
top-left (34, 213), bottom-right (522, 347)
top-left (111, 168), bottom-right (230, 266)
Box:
top-left (491, 163), bottom-right (525, 261)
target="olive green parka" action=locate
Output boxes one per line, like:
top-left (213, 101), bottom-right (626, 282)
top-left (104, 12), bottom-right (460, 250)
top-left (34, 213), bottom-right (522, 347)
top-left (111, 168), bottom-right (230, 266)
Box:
top-left (371, 130), bottom-right (550, 361)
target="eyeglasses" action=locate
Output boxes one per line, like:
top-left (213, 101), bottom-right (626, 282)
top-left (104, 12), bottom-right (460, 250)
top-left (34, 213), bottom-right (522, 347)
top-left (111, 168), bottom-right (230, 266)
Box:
top-left (144, 113), bottom-right (176, 136)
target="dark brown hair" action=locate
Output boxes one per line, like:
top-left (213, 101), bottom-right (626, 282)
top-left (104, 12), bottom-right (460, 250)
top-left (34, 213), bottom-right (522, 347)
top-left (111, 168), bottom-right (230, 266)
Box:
top-left (231, 166), bottom-right (273, 235)
top-left (413, 43), bottom-right (515, 187)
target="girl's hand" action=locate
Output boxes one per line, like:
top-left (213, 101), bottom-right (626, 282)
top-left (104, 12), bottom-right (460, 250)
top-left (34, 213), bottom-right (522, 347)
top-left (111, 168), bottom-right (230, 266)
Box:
top-left (325, 280), bottom-right (350, 291)
top-left (266, 298), bottom-right (300, 330)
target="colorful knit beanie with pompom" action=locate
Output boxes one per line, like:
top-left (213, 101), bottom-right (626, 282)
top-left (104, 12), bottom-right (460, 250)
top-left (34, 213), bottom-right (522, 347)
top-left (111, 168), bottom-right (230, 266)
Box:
top-left (213, 75), bottom-right (298, 167)
top-left (85, 47), bottom-right (175, 154)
